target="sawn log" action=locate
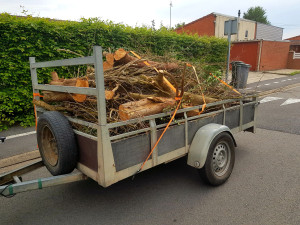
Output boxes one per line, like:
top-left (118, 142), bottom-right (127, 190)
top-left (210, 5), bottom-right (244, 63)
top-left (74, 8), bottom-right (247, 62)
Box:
top-left (119, 97), bottom-right (176, 121)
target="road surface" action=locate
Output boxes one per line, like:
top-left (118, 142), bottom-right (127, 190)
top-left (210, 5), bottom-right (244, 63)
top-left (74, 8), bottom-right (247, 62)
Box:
top-left (0, 81), bottom-right (299, 225)
top-left (245, 73), bottom-right (300, 93)
top-left (257, 86), bottom-right (300, 134)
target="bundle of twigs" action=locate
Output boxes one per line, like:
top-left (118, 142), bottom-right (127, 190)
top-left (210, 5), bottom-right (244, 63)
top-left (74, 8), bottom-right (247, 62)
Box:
top-left (33, 48), bottom-right (241, 135)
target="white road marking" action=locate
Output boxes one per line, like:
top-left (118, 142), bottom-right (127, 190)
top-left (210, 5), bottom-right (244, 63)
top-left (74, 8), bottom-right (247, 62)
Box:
top-left (6, 131), bottom-right (36, 140)
top-left (245, 87), bottom-right (252, 89)
top-left (280, 98), bottom-right (300, 106)
top-left (288, 79), bottom-right (292, 81)
top-left (257, 85), bottom-right (261, 87)
top-left (273, 82), bottom-right (279, 84)
top-left (281, 80), bottom-right (286, 82)
top-left (264, 83), bottom-right (270, 86)
top-left (260, 97), bottom-right (283, 104)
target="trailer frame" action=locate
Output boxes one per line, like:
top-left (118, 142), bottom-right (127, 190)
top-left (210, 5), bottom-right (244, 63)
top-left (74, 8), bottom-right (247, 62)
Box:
top-left (0, 46), bottom-right (258, 196)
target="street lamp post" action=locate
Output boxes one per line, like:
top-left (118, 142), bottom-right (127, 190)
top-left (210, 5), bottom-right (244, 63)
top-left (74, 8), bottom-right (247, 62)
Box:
top-left (170, 1), bottom-right (173, 28)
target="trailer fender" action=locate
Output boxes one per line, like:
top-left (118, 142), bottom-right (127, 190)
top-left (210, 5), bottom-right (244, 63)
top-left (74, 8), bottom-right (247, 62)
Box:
top-left (187, 123), bottom-right (236, 169)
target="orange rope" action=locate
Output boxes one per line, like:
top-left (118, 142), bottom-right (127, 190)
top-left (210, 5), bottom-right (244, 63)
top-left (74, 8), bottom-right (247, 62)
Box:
top-left (209, 73), bottom-right (241, 95)
top-left (137, 98), bottom-right (182, 173)
top-left (199, 96), bottom-right (207, 115)
top-left (130, 49), bottom-right (183, 173)
top-left (129, 58), bottom-right (207, 173)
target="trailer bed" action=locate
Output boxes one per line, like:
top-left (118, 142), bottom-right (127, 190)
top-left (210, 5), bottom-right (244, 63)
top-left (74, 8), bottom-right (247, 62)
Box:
top-left (75, 98), bottom-right (257, 184)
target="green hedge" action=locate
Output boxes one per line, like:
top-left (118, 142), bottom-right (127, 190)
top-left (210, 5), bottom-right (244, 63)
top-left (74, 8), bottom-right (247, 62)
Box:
top-left (0, 14), bottom-right (228, 130)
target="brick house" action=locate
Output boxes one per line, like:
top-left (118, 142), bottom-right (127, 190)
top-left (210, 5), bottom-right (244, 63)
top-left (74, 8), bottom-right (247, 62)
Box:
top-left (175, 12), bottom-right (291, 71)
top-left (175, 12), bottom-right (283, 41)
top-left (286, 35), bottom-right (300, 52)
top-left (285, 35), bottom-right (300, 69)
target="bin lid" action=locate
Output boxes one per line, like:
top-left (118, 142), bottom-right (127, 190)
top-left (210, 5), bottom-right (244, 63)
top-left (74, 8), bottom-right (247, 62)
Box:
top-left (230, 61), bottom-right (244, 65)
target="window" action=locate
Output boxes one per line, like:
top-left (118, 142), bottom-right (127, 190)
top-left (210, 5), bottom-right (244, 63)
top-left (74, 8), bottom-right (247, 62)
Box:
top-left (245, 30), bottom-right (248, 38)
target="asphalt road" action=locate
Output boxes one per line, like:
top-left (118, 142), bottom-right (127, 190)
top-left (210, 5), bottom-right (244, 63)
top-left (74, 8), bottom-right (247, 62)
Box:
top-left (257, 86), bottom-right (300, 135)
top-left (1, 79), bottom-right (300, 225)
top-left (0, 126), bottom-right (37, 159)
top-left (245, 73), bottom-right (300, 93)
top-left (1, 128), bottom-right (299, 225)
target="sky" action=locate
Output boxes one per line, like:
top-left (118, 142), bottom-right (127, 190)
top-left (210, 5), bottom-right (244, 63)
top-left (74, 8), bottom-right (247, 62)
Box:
top-left (1, 0), bottom-right (299, 39)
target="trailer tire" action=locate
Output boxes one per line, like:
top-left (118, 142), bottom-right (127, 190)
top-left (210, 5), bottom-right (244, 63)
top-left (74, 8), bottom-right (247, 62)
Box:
top-left (37, 111), bottom-right (78, 175)
top-left (199, 132), bottom-right (235, 186)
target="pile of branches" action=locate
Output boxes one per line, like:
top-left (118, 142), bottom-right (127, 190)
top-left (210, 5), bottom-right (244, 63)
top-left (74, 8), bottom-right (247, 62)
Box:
top-left (33, 48), bottom-right (241, 135)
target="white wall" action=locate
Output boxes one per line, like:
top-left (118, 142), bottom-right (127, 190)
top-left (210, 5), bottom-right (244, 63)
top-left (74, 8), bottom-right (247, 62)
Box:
top-left (215, 14), bottom-right (256, 41)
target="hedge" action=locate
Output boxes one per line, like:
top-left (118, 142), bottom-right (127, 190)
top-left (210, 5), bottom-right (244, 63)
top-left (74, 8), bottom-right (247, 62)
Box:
top-left (0, 13), bottom-right (228, 130)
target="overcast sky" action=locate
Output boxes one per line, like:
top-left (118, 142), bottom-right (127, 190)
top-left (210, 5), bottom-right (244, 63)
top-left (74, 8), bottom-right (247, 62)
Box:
top-left (1, 0), bottom-right (299, 39)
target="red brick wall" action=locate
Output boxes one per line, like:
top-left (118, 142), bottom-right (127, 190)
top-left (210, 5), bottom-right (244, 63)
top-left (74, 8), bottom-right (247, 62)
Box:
top-left (175, 14), bottom-right (215, 36)
top-left (259, 41), bottom-right (290, 71)
top-left (230, 40), bottom-right (290, 71)
top-left (287, 51), bottom-right (300, 69)
top-left (230, 41), bottom-right (259, 71)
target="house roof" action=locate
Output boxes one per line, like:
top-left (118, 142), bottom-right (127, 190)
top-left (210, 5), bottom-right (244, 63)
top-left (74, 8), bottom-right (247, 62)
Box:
top-left (289, 40), bottom-right (300, 45)
top-left (213, 12), bottom-right (283, 29)
top-left (211, 12), bottom-right (254, 23)
top-left (232, 39), bottom-right (289, 43)
top-left (177, 12), bottom-right (283, 30)
top-left (285, 35), bottom-right (300, 40)
top-left (174, 13), bottom-right (215, 30)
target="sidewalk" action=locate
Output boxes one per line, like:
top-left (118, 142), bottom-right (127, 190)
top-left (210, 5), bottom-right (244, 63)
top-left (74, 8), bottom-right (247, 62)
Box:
top-left (228, 69), bottom-right (300, 96)
top-left (262, 69), bottom-right (299, 75)
top-left (228, 69), bottom-right (300, 84)
top-left (247, 71), bottom-right (288, 84)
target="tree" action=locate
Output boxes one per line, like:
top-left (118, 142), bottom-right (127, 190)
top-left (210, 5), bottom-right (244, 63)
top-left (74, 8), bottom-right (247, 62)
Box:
top-left (243, 6), bottom-right (270, 25)
top-left (174, 22), bottom-right (185, 29)
top-left (151, 20), bottom-right (156, 30)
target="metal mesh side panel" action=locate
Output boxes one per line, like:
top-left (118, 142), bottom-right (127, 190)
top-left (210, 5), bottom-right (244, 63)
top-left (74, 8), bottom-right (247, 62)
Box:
top-left (157, 124), bottom-right (185, 156)
top-left (112, 133), bottom-right (151, 172)
top-left (243, 104), bottom-right (255, 124)
top-left (111, 105), bottom-right (255, 171)
top-left (225, 109), bottom-right (240, 129)
top-left (188, 114), bottom-right (223, 144)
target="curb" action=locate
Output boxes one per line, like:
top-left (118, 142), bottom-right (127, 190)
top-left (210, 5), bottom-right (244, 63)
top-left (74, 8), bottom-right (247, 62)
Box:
top-left (262, 71), bottom-right (291, 76)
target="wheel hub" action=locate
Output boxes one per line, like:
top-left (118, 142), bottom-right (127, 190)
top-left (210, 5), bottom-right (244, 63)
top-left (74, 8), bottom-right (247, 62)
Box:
top-left (212, 142), bottom-right (230, 176)
top-left (41, 125), bottom-right (58, 166)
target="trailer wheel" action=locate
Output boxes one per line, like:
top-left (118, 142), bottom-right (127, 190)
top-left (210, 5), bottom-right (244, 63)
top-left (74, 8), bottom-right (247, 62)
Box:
top-left (199, 132), bottom-right (235, 186)
top-left (37, 111), bottom-right (78, 175)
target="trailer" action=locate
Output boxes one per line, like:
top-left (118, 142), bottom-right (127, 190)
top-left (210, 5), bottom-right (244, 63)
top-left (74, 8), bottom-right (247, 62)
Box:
top-left (0, 46), bottom-right (258, 197)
